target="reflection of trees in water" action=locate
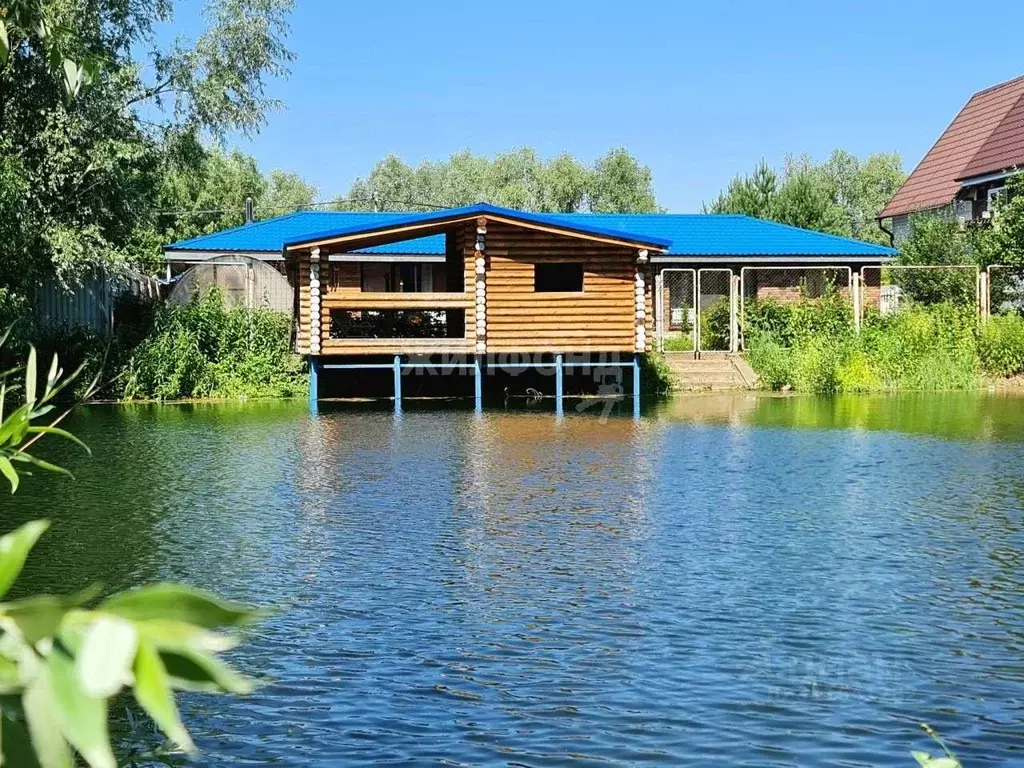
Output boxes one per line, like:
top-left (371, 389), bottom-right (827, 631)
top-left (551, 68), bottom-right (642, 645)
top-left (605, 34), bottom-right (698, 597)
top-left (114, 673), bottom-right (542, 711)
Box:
top-left (740, 392), bottom-right (1024, 443)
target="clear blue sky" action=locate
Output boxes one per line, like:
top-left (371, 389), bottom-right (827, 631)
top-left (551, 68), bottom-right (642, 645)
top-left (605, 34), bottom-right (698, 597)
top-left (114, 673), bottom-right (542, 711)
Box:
top-left (199, 0), bottom-right (1024, 212)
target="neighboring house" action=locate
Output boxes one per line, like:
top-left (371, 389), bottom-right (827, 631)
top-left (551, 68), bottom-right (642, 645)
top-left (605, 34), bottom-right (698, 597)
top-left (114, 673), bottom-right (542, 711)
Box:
top-left (879, 74), bottom-right (1024, 242)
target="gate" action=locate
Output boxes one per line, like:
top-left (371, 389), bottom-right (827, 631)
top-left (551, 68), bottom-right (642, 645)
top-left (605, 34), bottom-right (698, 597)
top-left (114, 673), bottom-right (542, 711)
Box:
top-left (696, 268), bottom-right (734, 353)
top-left (656, 268), bottom-right (696, 352)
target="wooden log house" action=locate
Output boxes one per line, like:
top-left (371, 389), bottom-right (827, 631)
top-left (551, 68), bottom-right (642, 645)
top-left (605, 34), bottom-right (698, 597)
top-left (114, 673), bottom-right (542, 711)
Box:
top-left (165, 203), bottom-right (897, 411)
top-left (283, 204), bottom-right (669, 413)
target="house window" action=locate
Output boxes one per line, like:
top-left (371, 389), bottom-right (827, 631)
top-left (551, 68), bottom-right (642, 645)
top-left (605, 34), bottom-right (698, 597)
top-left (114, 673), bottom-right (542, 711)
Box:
top-left (534, 263), bottom-right (584, 292)
top-left (361, 263), bottom-right (435, 292)
top-left (988, 186), bottom-right (1008, 212)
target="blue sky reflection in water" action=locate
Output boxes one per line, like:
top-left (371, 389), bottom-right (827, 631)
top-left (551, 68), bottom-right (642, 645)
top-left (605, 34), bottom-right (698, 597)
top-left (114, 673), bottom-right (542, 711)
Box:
top-left (6, 394), bottom-right (1024, 766)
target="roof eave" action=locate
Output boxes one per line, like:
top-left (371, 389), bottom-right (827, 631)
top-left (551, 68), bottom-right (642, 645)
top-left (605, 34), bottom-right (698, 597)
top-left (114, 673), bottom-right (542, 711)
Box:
top-left (956, 166), bottom-right (1024, 185)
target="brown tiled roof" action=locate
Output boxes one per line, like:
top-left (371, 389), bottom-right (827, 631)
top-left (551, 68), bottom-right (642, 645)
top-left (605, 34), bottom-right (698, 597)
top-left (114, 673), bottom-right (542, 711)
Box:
top-left (879, 75), bottom-right (1024, 219)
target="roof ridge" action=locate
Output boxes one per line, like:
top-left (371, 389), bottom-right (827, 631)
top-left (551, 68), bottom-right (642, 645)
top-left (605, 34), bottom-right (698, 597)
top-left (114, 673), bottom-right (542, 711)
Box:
top-left (972, 73), bottom-right (1024, 97)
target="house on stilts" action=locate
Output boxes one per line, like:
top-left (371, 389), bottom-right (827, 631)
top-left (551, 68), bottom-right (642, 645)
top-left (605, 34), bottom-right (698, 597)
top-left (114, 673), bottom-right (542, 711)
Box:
top-left (164, 203), bottom-right (895, 411)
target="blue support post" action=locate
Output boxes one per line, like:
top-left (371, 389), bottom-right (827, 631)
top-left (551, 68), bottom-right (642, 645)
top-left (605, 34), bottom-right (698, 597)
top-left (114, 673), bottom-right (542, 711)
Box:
top-left (308, 357), bottom-right (319, 415)
top-left (474, 354), bottom-right (483, 413)
top-left (393, 355), bottom-right (402, 414)
top-left (633, 353), bottom-right (641, 419)
top-left (555, 353), bottom-right (564, 417)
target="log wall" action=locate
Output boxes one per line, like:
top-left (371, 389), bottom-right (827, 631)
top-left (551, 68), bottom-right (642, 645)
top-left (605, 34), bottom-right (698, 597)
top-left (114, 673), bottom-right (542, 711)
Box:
top-left (293, 218), bottom-right (655, 356)
top-left (468, 220), bottom-right (644, 354)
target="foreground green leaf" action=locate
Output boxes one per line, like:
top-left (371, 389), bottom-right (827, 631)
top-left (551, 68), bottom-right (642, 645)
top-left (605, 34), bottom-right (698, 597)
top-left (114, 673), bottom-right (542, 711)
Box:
top-left (0, 457), bottom-right (19, 494)
top-left (133, 640), bottom-right (195, 754)
top-left (136, 618), bottom-right (237, 654)
top-left (159, 646), bottom-right (253, 695)
top-left (2, 587), bottom-right (99, 645)
top-left (0, 521), bottom-right (49, 599)
top-left (76, 617), bottom-right (138, 698)
top-left (8, 452), bottom-right (73, 480)
top-left (25, 427), bottom-right (90, 455)
top-left (23, 668), bottom-right (73, 768)
top-left (46, 648), bottom-right (114, 768)
top-left (101, 583), bottom-right (255, 629)
top-left (0, 19), bottom-right (9, 65)
top-left (912, 753), bottom-right (960, 768)
top-left (24, 347), bottom-right (36, 407)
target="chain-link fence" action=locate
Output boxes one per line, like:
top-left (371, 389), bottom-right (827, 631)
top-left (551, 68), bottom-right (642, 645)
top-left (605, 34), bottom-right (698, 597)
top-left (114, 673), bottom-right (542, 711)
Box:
top-left (739, 267), bottom-right (852, 350)
top-left (986, 265), bottom-right (1024, 316)
top-left (657, 268), bottom-right (696, 352)
top-left (696, 269), bottom-right (733, 352)
top-left (860, 265), bottom-right (978, 321)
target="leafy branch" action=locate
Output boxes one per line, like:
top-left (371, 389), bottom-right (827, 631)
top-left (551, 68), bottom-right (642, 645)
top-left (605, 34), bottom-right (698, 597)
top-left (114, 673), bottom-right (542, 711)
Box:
top-left (0, 334), bottom-right (261, 766)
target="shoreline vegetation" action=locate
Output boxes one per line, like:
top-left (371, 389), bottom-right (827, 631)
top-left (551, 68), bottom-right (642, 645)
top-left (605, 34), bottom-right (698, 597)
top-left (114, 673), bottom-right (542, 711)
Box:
top-left (735, 296), bottom-right (1024, 395)
top-left (12, 286), bottom-right (1024, 403)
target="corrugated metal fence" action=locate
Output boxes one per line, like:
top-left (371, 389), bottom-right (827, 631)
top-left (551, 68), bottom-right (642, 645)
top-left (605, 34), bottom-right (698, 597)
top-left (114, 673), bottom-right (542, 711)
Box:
top-left (35, 270), bottom-right (160, 336)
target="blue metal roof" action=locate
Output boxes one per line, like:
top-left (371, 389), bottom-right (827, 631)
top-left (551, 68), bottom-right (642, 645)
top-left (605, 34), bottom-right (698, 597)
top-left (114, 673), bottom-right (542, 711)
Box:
top-left (284, 203), bottom-right (674, 250)
top-left (165, 207), bottom-right (897, 258)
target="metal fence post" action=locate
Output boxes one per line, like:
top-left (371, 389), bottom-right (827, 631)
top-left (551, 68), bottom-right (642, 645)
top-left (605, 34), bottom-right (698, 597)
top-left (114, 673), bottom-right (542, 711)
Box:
top-left (633, 353), bottom-right (641, 419)
top-left (654, 271), bottom-right (664, 353)
top-left (308, 357), bottom-right (319, 415)
top-left (852, 269), bottom-right (862, 333)
top-left (393, 355), bottom-right (402, 414)
top-left (555, 353), bottom-right (564, 417)
top-left (729, 273), bottom-right (740, 352)
top-left (474, 354), bottom-right (483, 413)
top-left (980, 269), bottom-right (989, 321)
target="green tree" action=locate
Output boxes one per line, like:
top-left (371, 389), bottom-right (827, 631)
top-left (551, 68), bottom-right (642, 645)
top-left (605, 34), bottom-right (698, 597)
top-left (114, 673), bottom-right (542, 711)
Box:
top-left (588, 148), bottom-right (659, 213)
top-left (0, 0), bottom-right (296, 293)
top-left (774, 156), bottom-right (845, 233)
top-left (154, 134), bottom-right (317, 248)
top-left (894, 215), bottom-right (978, 305)
top-left (706, 150), bottom-right (906, 243)
top-left (979, 174), bottom-right (1024, 269)
top-left (705, 160), bottom-right (778, 218)
top-left (338, 147), bottom-right (659, 213)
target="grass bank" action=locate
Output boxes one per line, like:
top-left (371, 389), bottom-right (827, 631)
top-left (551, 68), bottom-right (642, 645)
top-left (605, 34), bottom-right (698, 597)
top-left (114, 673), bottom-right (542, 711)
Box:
top-left (29, 290), bottom-right (307, 401)
top-left (740, 295), bottom-right (1024, 394)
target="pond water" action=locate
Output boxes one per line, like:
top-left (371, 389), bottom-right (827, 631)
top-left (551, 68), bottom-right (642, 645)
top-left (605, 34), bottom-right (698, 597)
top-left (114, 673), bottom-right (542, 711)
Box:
top-left (5, 393), bottom-right (1024, 766)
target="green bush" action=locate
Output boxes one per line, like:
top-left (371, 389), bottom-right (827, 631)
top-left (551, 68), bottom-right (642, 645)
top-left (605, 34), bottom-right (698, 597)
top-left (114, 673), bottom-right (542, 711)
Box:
top-left (699, 297), bottom-right (731, 349)
top-left (122, 289), bottom-right (306, 400)
top-left (745, 302), bottom-right (982, 394)
top-left (661, 333), bottom-right (693, 352)
top-left (743, 291), bottom-right (854, 349)
top-left (979, 313), bottom-right (1024, 377)
top-left (745, 336), bottom-right (793, 390)
top-left (639, 351), bottom-right (676, 394)
top-left (743, 298), bottom-right (794, 346)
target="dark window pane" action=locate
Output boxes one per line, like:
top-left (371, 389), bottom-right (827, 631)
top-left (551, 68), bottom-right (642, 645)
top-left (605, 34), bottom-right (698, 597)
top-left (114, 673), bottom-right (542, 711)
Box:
top-left (534, 263), bottom-right (584, 292)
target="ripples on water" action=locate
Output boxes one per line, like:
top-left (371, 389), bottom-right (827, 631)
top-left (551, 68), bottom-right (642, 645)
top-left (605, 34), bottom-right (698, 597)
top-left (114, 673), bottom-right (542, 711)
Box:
top-left (5, 394), bottom-right (1024, 766)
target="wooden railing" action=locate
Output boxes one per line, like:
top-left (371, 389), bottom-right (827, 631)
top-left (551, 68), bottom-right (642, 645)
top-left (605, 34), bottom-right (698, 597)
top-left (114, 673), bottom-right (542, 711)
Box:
top-left (319, 292), bottom-right (475, 355)
top-left (321, 292), bottom-right (473, 310)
